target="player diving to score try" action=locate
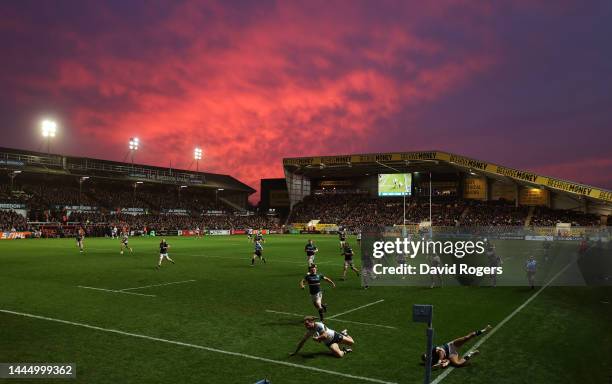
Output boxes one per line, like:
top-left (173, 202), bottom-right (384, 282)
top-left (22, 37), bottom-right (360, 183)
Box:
top-left (300, 264), bottom-right (336, 321)
top-left (290, 316), bottom-right (354, 358)
top-left (422, 324), bottom-right (492, 369)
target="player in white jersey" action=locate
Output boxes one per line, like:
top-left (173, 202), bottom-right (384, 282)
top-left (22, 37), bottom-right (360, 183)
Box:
top-left (290, 316), bottom-right (354, 358)
top-left (428, 253), bottom-right (442, 288)
top-left (111, 226), bottom-right (118, 239)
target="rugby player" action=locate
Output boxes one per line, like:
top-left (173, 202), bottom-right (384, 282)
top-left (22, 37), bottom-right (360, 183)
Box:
top-left (525, 255), bottom-right (537, 289)
top-left (76, 227), bottom-right (85, 253)
top-left (290, 316), bottom-right (354, 358)
top-left (304, 239), bottom-right (318, 266)
top-left (428, 253), bottom-right (442, 288)
top-left (156, 238), bottom-right (175, 269)
top-left (120, 232), bottom-right (133, 255)
top-left (486, 243), bottom-right (502, 287)
top-left (251, 240), bottom-right (266, 265)
top-left (300, 264), bottom-right (335, 321)
top-left (338, 230), bottom-right (347, 249)
top-left (422, 324), bottom-right (492, 369)
top-left (341, 243), bottom-right (360, 280)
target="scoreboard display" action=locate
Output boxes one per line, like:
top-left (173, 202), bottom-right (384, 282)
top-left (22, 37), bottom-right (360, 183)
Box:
top-left (378, 173), bottom-right (411, 196)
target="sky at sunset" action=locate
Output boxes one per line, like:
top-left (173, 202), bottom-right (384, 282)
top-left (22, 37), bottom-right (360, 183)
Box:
top-left (1, 0), bottom-right (611, 201)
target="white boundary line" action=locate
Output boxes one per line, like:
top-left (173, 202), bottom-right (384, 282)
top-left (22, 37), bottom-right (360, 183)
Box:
top-left (121, 279), bottom-right (196, 291)
top-left (265, 310), bottom-right (397, 330)
top-left (0, 309), bottom-right (397, 384)
top-left (77, 286), bottom-right (156, 297)
top-left (431, 260), bottom-right (575, 384)
top-left (193, 254), bottom-right (333, 265)
top-left (328, 299), bottom-right (385, 319)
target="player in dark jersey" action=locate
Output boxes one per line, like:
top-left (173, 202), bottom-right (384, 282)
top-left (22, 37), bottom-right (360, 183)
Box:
top-left (304, 239), bottom-right (318, 266)
top-left (76, 227), bottom-right (85, 253)
top-left (156, 239), bottom-right (175, 269)
top-left (525, 255), bottom-right (537, 289)
top-left (422, 324), bottom-right (492, 369)
top-left (338, 230), bottom-right (347, 249)
top-left (341, 243), bottom-right (360, 280)
top-left (300, 264), bottom-right (336, 321)
top-left (251, 240), bottom-right (266, 265)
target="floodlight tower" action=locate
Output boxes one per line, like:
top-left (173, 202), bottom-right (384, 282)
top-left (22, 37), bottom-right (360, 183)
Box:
top-left (129, 137), bottom-right (139, 169)
top-left (194, 147), bottom-right (203, 172)
top-left (41, 120), bottom-right (57, 155)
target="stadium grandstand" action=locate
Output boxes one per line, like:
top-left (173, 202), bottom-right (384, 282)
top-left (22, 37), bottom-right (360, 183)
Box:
top-left (283, 150), bottom-right (612, 234)
top-left (0, 147), bottom-right (280, 238)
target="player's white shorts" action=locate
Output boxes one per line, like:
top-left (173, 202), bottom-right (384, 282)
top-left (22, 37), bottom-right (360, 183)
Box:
top-left (344, 259), bottom-right (354, 267)
top-left (159, 253), bottom-right (170, 261)
top-left (307, 255), bottom-right (315, 265)
top-left (444, 341), bottom-right (458, 357)
top-left (310, 291), bottom-right (323, 304)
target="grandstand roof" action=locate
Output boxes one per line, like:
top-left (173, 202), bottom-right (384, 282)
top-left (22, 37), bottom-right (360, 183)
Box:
top-left (0, 146), bottom-right (255, 194)
top-left (283, 150), bottom-right (612, 205)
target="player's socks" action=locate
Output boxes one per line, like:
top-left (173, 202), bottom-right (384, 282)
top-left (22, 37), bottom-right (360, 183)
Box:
top-left (475, 325), bottom-right (492, 336)
top-left (251, 258), bottom-right (255, 265)
top-left (340, 329), bottom-right (348, 336)
top-left (322, 303), bottom-right (328, 312)
top-left (341, 347), bottom-right (352, 354)
top-left (464, 350), bottom-right (479, 360)
top-left (318, 309), bottom-right (324, 321)
top-left (262, 257), bottom-right (266, 263)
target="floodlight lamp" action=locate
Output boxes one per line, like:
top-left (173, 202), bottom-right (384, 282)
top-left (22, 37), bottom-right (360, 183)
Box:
top-left (41, 120), bottom-right (57, 138)
top-left (129, 137), bottom-right (140, 150)
top-left (194, 147), bottom-right (203, 160)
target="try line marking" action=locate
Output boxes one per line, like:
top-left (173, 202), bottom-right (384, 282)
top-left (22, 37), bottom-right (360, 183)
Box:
top-left (77, 286), bottom-right (156, 297)
top-left (265, 310), bottom-right (397, 330)
top-left (431, 260), bottom-right (575, 384)
top-left (328, 299), bottom-right (385, 319)
top-left (0, 309), bottom-right (397, 384)
top-left (121, 279), bottom-right (196, 291)
top-left (77, 279), bottom-right (196, 297)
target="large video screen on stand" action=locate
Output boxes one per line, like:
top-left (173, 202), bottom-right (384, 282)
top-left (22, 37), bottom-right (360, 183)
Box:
top-left (378, 173), bottom-right (411, 196)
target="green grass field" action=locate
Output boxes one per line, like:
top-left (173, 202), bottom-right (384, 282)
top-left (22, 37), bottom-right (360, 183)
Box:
top-left (1, 235), bottom-right (611, 384)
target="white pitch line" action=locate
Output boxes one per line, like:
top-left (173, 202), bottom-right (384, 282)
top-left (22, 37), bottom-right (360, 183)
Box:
top-left (431, 260), bottom-right (575, 384)
top-left (328, 299), bottom-right (385, 319)
top-left (121, 279), bottom-right (196, 291)
top-left (194, 254), bottom-right (333, 265)
top-left (265, 310), bottom-right (397, 330)
top-left (0, 309), bottom-right (397, 384)
top-left (77, 286), bottom-right (156, 297)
